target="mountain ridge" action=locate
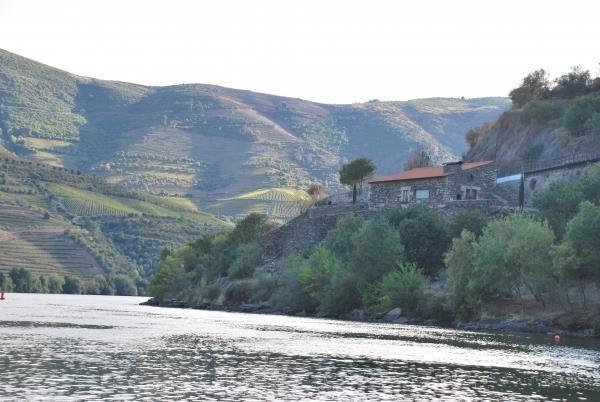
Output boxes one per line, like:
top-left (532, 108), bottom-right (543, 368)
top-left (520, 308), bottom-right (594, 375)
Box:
top-left (0, 48), bottom-right (510, 218)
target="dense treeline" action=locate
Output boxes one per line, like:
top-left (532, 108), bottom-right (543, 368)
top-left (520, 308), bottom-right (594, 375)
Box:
top-left (508, 66), bottom-right (600, 137)
top-left (150, 165), bottom-right (600, 333)
top-left (0, 267), bottom-right (138, 296)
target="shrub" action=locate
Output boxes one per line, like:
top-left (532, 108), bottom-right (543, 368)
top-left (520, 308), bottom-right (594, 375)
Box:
top-left (521, 100), bottom-right (564, 124)
top-left (271, 255), bottom-right (318, 313)
top-left (297, 245), bottom-right (337, 297)
top-left (228, 243), bottom-right (262, 279)
top-left (349, 217), bottom-right (404, 282)
top-left (473, 214), bottom-right (555, 305)
top-left (563, 95), bottom-right (600, 136)
top-left (366, 262), bottom-right (429, 314)
top-left (113, 275), bottom-right (138, 296)
top-left (520, 143), bottom-right (544, 164)
top-left (62, 276), bottom-right (82, 294)
top-left (388, 206), bottom-right (450, 275)
top-left (448, 210), bottom-right (488, 239)
top-left (444, 230), bottom-right (478, 319)
top-left (323, 214), bottom-right (363, 262)
top-left (224, 281), bottom-right (254, 304)
top-left (321, 268), bottom-right (363, 316)
top-left (533, 181), bottom-right (585, 238)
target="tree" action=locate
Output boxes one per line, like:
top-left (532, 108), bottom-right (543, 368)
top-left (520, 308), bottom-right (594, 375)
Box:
top-left (297, 245), bottom-right (338, 298)
top-left (533, 181), bottom-right (584, 238)
top-left (562, 202), bottom-right (600, 281)
top-left (349, 217), bottom-right (404, 282)
top-left (9, 267), bottom-right (35, 293)
top-left (230, 213), bottom-right (275, 244)
top-left (509, 69), bottom-right (551, 108)
top-left (473, 214), bottom-right (555, 306)
top-left (339, 158), bottom-right (376, 204)
top-left (518, 174), bottom-right (525, 210)
top-left (444, 230), bottom-right (478, 319)
top-left (404, 149), bottom-right (433, 170)
top-left (551, 66), bottom-right (590, 99)
top-left (387, 207), bottom-right (450, 275)
top-left (47, 274), bottom-right (64, 294)
top-left (323, 214), bottom-right (364, 262)
top-left (448, 210), bottom-right (488, 239)
top-left (228, 243), bottom-right (262, 279)
top-left (62, 276), bottom-right (82, 294)
top-left (113, 275), bottom-right (138, 296)
top-left (366, 262), bottom-right (429, 314)
top-left (306, 184), bottom-right (327, 204)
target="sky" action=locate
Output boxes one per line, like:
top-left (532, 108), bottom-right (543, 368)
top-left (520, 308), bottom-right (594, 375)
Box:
top-left (0, 0), bottom-right (599, 104)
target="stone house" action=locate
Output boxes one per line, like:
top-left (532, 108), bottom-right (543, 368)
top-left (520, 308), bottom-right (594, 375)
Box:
top-left (368, 160), bottom-right (496, 207)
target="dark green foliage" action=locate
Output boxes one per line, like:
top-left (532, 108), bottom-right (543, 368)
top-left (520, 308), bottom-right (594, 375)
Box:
top-left (521, 100), bottom-right (564, 124)
top-left (552, 66), bottom-right (591, 99)
top-left (224, 281), bottom-right (254, 304)
top-left (509, 69), bottom-right (551, 108)
top-left (9, 267), bottom-right (35, 292)
top-left (62, 276), bottom-right (82, 294)
top-left (562, 95), bottom-right (600, 136)
top-left (533, 181), bottom-right (584, 237)
top-left (113, 275), bottom-right (138, 296)
top-left (320, 268), bottom-right (363, 316)
top-left (339, 158), bottom-right (376, 204)
top-left (560, 202), bottom-right (600, 281)
top-left (230, 213), bottom-right (276, 244)
top-left (387, 207), bottom-right (450, 275)
top-left (449, 210), bottom-right (488, 239)
top-left (323, 215), bottom-right (364, 261)
top-left (444, 231), bottom-right (478, 319)
top-left (228, 243), bottom-right (262, 279)
top-left (365, 262), bottom-right (429, 314)
top-left (349, 217), bottom-right (404, 282)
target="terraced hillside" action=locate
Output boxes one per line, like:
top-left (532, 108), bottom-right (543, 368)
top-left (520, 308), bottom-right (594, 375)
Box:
top-left (0, 48), bottom-right (509, 218)
top-left (0, 156), bottom-right (229, 290)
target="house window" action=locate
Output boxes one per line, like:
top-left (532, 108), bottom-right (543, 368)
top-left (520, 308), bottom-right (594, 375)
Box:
top-left (456, 193), bottom-right (462, 200)
top-left (465, 188), bottom-right (477, 200)
top-left (415, 189), bottom-right (430, 200)
top-left (400, 186), bottom-right (411, 202)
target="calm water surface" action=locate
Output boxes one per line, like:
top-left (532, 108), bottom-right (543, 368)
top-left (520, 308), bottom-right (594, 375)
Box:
top-left (0, 294), bottom-right (599, 400)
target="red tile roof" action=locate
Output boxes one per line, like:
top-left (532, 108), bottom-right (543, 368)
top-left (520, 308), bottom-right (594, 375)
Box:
top-left (369, 160), bottom-right (493, 184)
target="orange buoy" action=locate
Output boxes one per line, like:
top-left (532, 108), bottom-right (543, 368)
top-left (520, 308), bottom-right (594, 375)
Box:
top-left (554, 334), bottom-right (560, 343)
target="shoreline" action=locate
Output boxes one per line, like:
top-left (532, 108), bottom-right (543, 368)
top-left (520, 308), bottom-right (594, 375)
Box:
top-left (141, 297), bottom-right (598, 338)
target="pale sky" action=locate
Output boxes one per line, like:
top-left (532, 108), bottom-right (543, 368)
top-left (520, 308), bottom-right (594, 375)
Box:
top-left (1, 0), bottom-right (599, 104)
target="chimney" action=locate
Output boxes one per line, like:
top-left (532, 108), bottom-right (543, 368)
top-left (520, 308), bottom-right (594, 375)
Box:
top-left (443, 161), bottom-right (463, 175)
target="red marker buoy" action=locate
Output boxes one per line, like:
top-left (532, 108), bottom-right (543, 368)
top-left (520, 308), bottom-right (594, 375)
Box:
top-left (0, 292), bottom-right (4, 300)
top-left (554, 334), bottom-right (560, 343)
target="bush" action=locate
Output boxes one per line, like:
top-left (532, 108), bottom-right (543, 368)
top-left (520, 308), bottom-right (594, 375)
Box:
top-left (520, 143), bottom-right (544, 164)
top-left (388, 207), bottom-right (450, 275)
top-left (349, 217), bottom-right (404, 282)
top-left (473, 214), bottom-right (555, 305)
top-left (533, 181), bottom-right (585, 238)
top-left (563, 95), bottom-right (600, 136)
top-left (224, 281), bottom-right (254, 304)
top-left (448, 210), bottom-right (488, 239)
top-left (113, 275), bottom-right (138, 296)
top-left (366, 262), bottom-right (429, 314)
top-left (584, 112), bottom-right (600, 137)
top-left (62, 276), bottom-right (82, 294)
top-left (521, 100), bottom-right (564, 124)
top-left (444, 230), bottom-right (478, 319)
top-left (271, 255), bottom-right (318, 313)
top-left (321, 268), bottom-right (363, 316)
top-left (228, 243), bottom-right (262, 279)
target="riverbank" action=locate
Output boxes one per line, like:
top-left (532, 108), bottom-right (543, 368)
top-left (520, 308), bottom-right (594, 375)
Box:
top-left (141, 297), bottom-right (599, 338)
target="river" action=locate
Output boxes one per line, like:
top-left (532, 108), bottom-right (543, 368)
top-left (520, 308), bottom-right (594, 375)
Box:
top-left (0, 294), bottom-right (598, 400)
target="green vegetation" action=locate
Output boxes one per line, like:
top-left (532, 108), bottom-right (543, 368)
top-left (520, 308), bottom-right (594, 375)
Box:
top-left (509, 66), bottom-right (600, 136)
top-left (150, 164), bottom-right (600, 333)
top-left (0, 155), bottom-right (228, 294)
top-left (1, 48), bottom-right (509, 219)
top-left (339, 158), bottom-right (376, 204)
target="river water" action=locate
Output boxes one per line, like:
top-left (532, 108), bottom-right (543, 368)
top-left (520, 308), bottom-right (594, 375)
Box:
top-left (0, 294), bottom-right (599, 400)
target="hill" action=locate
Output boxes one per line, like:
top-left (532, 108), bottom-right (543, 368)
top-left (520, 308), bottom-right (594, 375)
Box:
top-left (465, 68), bottom-right (600, 175)
top-left (0, 48), bottom-right (509, 218)
top-left (0, 156), bottom-right (228, 293)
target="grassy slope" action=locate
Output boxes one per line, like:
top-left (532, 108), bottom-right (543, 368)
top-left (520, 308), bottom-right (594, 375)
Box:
top-left (0, 156), bottom-right (229, 280)
top-left (0, 48), bottom-right (510, 218)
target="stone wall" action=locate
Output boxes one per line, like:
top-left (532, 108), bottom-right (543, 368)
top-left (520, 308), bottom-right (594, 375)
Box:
top-left (448, 162), bottom-right (497, 201)
top-left (369, 162), bottom-right (496, 207)
top-left (369, 177), bottom-right (449, 207)
top-left (524, 163), bottom-right (591, 205)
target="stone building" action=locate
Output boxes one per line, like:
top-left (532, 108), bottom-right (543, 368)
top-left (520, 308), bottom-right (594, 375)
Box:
top-left (368, 160), bottom-right (496, 207)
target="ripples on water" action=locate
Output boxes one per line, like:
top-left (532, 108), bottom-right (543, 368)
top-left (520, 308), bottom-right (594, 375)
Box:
top-left (0, 294), bottom-right (598, 400)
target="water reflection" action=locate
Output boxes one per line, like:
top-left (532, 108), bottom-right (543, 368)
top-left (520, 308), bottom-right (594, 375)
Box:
top-left (0, 294), bottom-right (598, 400)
